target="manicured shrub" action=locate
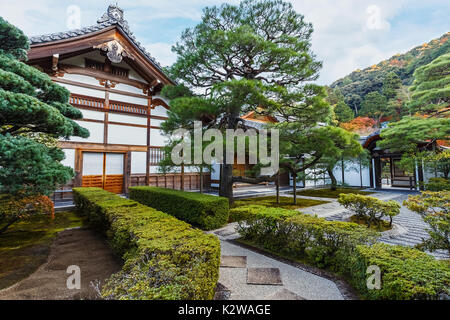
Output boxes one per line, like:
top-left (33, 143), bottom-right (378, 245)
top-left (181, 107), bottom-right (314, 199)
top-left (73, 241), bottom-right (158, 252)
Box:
top-left (235, 204), bottom-right (450, 300)
top-left (229, 205), bottom-right (299, 223)
top-left (349, 243), bottom-right (450, 300)
top-left (129, 187), bottom-right (229, 230)
top-left (73, 187), bottom-right (220, 300)
top-left (0, 193), bottom-right (54, 235)
top-left (424, 178), bottom-right (450, 191)
top-left (235, 205), bottom-right (379, 269)
top-left (404, 191), bottom-right (450, 254)
top-left (338, 193), bottom-right (400, 227)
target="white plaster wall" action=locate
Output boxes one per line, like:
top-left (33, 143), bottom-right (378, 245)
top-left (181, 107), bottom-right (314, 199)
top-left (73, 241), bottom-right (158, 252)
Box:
top-left (67, 121), bottom-right (104, 143)
top-left (80, 109), bottom-right (105, 121)
top-left (60, 82), bottom-right (105, 99)
top-left (109, 92), bottom-right (148, 106)
top-left (150, 129), bottom-right (168, 147)
top-left (62, 73), bottom-right (102, 87)
top-left (131, 152), bottom-right (147, 174)
top-left (108, 113), bottom-right (147, 125)
top-left (108, 124), bottom-right (147, 146)
top-left (150, 118), bottom-right (164, 128)
top-left (113, 82), bottom-right (146, 95)
top-left (61, 149), bottom-right (75, 169)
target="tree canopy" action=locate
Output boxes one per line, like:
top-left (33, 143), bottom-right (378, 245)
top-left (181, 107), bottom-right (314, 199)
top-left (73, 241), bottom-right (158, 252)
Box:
top-left (164, 0), bottom-right (331, 201)
top-left (408, 53), bottom-right (450, 115)
top-left (0, 17), bottom-right (89, 196)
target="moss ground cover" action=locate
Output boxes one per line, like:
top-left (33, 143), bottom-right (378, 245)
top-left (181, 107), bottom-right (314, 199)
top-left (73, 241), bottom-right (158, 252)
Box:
top-left (233, 196), bottom-right (328, 210)
top-left (0, 211), bottom-right (85, 290)
top-left (295, 187), bottom-right (374, 198)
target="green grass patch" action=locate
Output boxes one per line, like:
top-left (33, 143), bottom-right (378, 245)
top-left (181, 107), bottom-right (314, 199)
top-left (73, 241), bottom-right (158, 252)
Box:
top-left (233, 196), bottom-right (328, 210)
top-left (349, 215), bottom-right (392, 232)
top-left (0, 211), bottom-right (86, 290)
top-left (295, 187), bottom-right (374, 199)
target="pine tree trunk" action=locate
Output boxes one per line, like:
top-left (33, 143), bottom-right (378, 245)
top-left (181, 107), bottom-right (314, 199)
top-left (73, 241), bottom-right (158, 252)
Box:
top-left (200, 167), bottom-right (204, 194)
top-left (276, 172), bottom-right (280, 204)
top-left (220, 163), bottom-right (234, 205)
top-left (293, 173), bottom-right (297, 205)
top-left (328, 168), bottom-right (338, 191)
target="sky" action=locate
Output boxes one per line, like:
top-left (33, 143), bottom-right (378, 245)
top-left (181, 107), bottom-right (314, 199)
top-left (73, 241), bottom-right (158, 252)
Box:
top-left (1, 0), bottom-right (449, 85)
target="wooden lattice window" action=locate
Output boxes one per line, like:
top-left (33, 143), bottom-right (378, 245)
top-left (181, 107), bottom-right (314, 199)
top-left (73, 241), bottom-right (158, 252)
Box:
top-left (84, 58), bottom-right (129, 78)
top-left (85, 58), bottom-right (104, 72)
top-left (111, 66), bottom-right (129, 78)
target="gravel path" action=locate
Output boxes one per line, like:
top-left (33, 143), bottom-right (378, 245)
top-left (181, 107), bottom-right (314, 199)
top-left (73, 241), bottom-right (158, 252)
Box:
top-left (211, 225), bottom-right (345, 300)
top-left (0, 229), bottom-right (122, 300)
top-left (323, 191), bottom-right (449, 260)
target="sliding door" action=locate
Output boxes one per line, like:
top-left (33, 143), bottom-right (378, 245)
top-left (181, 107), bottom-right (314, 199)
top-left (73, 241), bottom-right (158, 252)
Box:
top-left (82, 152), bottom-right (124, 193)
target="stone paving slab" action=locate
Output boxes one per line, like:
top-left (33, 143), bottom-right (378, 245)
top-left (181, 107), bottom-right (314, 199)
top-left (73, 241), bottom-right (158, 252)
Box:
top-left (247, 268), bottom-right (283, 286)
top-left (219, 241), bottom-right (344, 300)
top-left (264, 288), bottom-right (306, 300)
top-left (221, 256), bottom-right (247, 268)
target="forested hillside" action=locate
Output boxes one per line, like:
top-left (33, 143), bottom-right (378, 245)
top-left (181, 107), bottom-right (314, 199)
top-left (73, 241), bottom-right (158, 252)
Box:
top-left (330, 32), bottom-right (450, 113)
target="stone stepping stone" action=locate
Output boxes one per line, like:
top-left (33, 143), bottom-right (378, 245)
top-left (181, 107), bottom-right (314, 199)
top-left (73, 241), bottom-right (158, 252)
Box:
top-left (247, 268), bottom-right (283, 285)
top-left (215, 229), bottom-right (236, 237)
top-left (264, 288), bottom-right (306, 300)
top-left (221, 256), bottom-right (247, 268)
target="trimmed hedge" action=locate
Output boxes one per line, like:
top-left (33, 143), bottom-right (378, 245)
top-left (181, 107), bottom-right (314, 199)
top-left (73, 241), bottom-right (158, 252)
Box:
top-left (349, 243), bottom-right (450, 300)
top-left (229, 205), bottom-right (299, 223)
top-left (424, 178), bottom-right (450, 191)
top-left (235, 205), bottom-right (450, 300)
top-left (338, 193), bottom-right (400, 227)
top-left (235, 205), bottom-right (379, 269)
top-left (129, 187), bottom-right (229, 230)
top-left (73, 187), bottom-right (220, 300)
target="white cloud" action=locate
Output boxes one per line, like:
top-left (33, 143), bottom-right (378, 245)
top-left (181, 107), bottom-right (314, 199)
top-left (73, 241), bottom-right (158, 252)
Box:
top-left (1, 0), bottom-right (448, 86)
top-left (145, 42), bottom-right (177, 67)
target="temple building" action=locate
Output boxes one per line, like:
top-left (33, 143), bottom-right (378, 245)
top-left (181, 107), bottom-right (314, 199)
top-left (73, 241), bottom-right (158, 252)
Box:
top-left (26, 5), bottom-right (209, 199)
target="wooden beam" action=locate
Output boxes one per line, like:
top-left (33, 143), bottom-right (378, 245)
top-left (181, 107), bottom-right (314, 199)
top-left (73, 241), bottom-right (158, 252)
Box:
top-left (58, 141), bottom-right (148, 152)
top-left (52, 77), bottom-right (152, 99)
top-left (59, 64), bottom-right (150, 90)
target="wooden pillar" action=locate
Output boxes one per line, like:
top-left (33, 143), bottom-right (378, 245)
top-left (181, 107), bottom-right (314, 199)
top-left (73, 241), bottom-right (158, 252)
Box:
top-left (369, 157), bottom-right (374, 188)
top-left (74, 149), bottom-right (83, 187)
top-left (104, 89), bottom-right (109, 145)
top-left (374, 156), bottom-right (382, 189)
top-left (124, 151), bottom-right (132, 195)
top-left (146, 98), bottom-right (152, 186)
top-left (181, 164), bottom-right (185, 191)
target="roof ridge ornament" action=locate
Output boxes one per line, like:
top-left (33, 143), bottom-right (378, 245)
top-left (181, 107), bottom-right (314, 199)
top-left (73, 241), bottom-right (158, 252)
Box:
top-left (98, 4), bottom-right (124, 24)
top-left (97, 4), bottom-right (131, 34)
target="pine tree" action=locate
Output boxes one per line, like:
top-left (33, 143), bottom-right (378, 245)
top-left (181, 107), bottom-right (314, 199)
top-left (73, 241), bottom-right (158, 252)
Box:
top-left (166, 0), bottom-right (327, 201)
top-left (409, 53), bottom-right (450, 115)
top-left (360, 91), bottom-right (388, 127)
top-left (0, 17), bottom-right (89, 196)
top-left (334, 101), bottom-right (355, 123)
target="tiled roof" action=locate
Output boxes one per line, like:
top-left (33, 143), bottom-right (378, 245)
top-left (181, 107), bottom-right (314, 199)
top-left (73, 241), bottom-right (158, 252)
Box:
top-left (29, 4), bottom-right (164, 73)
